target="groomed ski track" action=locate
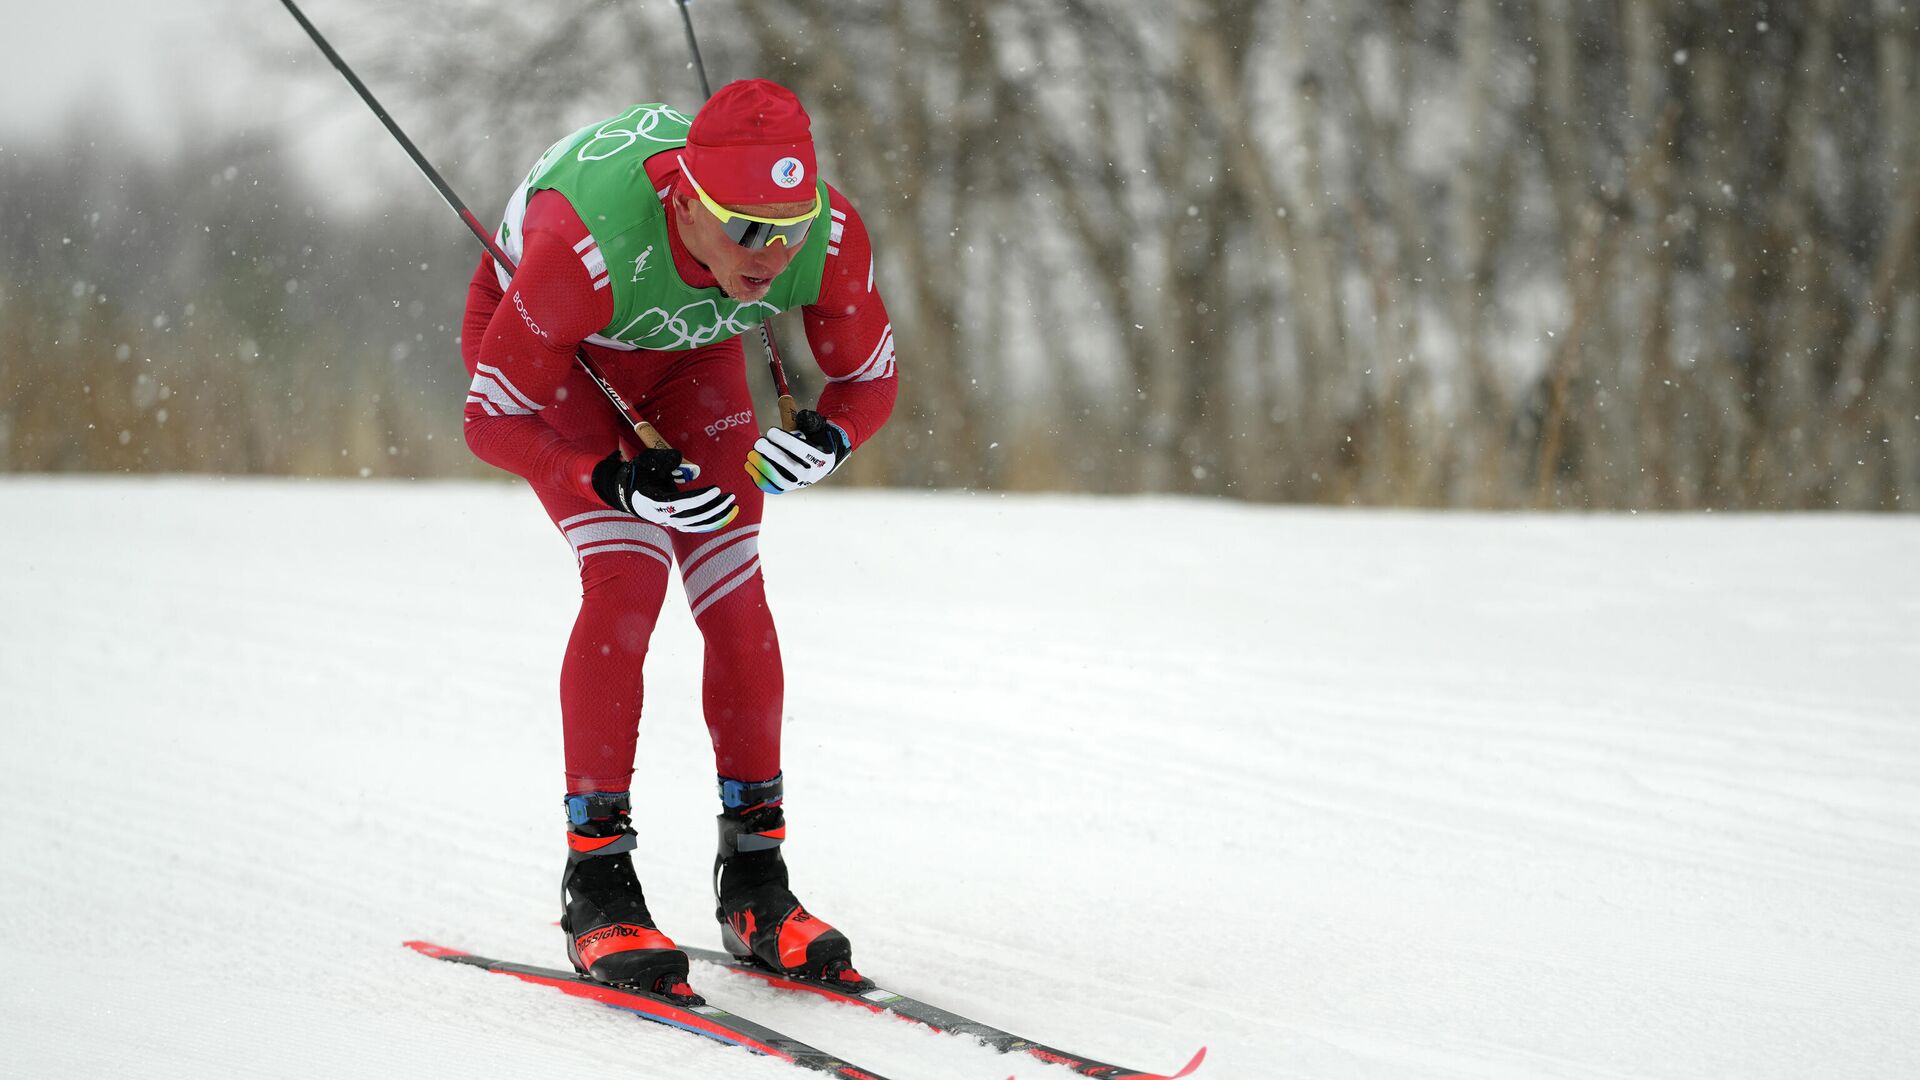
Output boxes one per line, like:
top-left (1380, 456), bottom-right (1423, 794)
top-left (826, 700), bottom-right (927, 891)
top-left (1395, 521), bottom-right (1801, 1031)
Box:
top-left (2, 478), bottom-right (1915, 1078)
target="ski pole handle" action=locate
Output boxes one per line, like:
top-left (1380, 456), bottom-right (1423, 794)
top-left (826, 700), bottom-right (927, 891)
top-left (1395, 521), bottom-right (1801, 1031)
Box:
top-left (634, 421), bottom-right (671, 452)
top-left (758, 324), bottom-right (802, 432)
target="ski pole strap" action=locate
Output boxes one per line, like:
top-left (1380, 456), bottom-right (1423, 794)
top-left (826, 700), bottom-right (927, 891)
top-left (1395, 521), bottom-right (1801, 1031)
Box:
top-left (717, 773), bottom-right (783, 812)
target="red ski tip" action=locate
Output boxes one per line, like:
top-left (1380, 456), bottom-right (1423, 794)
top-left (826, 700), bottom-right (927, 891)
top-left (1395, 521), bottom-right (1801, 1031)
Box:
top-left (402, 940), bottom-right (471, 960)
top-left (1158, 1046), bottom-right (1207, 1079)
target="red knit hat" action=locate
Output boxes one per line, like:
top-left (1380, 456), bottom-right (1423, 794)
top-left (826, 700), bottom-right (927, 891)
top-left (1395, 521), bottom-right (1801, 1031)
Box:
top-left (683, 79), bottom-right (817, 206)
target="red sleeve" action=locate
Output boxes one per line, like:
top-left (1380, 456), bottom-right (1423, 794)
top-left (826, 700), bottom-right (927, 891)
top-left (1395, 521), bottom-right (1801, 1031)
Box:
top-left (461, 190), bottom-right (615, 499)
top-left (802, 187), bottom-right (897, 450)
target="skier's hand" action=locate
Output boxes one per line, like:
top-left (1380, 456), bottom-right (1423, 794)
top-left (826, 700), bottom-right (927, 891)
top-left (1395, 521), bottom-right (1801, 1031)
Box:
top-left (592, 449), bottom-right (738, 533)
top-left (746, 410), bottom-right (849, 495)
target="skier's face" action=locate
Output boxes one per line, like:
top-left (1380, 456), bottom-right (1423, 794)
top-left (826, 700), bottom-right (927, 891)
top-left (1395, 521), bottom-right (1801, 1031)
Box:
top-left (673, 189), bottom-right (814, 303)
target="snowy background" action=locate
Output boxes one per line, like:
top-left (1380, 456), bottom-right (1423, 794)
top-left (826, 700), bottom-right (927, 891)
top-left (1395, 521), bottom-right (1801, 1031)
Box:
top-left (3, 479), bottom-right (1915, 1078)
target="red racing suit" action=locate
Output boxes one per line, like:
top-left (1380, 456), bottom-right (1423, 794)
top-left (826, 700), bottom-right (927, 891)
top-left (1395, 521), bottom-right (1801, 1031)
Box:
top-left (459, 150), bottom-right (896, 793)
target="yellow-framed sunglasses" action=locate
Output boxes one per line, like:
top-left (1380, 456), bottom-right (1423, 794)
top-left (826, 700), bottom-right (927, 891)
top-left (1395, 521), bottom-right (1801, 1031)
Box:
top-left (678, 154), bottom-right (823, 250)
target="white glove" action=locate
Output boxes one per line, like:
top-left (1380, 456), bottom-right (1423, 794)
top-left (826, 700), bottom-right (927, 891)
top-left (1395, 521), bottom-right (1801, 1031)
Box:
top-left (746, 410), bottom-right (849, 495)
top-left (592, 449), bottom-right (738, 533)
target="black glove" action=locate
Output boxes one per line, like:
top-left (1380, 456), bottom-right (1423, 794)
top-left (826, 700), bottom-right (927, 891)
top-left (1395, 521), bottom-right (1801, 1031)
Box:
top-left (591, 449), bottom-right (737, 533)
top-left (746, 410), bottom-right (850, 494)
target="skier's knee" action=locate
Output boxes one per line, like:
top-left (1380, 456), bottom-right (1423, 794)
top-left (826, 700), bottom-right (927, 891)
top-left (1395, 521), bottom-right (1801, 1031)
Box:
top-left (579, 549), bottom-right (671, 608)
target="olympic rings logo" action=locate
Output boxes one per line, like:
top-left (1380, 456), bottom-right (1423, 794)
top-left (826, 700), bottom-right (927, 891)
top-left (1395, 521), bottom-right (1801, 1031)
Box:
top-left (576, 104), bottom-right (693, 163)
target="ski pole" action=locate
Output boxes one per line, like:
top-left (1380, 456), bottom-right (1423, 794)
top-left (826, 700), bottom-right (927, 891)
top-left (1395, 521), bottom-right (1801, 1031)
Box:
top-left (673, 0), bottom-right (801, 432)
top-left (276, 0), bottom-right (677, 457)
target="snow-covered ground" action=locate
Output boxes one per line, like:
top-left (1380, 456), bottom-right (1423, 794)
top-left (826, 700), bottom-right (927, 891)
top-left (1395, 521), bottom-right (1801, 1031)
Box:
top-left (2, 478), bottom-right (1915, 1079)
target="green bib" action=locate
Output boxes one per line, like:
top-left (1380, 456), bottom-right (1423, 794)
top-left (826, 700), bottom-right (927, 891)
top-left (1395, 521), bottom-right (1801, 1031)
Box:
top-left (495, 103), bottom-right (829, 352)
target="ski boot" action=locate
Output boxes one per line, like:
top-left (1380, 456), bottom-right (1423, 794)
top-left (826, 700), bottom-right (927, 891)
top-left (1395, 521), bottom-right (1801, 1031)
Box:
top-left (713, 774), bottom-right (862, 986)
top-left (561, 791), bottom-right (694, 997)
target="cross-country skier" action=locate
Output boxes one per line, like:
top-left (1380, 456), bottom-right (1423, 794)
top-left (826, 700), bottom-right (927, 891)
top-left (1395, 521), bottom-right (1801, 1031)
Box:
top-left (458, 80), bottom-right (897, 996)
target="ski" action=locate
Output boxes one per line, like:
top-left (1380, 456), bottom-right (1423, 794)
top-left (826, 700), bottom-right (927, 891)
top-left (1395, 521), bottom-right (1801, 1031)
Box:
top-left (683, 946), bottom-right (1206, 1080)
top-left (403, 941), bottom-right (895, 1079)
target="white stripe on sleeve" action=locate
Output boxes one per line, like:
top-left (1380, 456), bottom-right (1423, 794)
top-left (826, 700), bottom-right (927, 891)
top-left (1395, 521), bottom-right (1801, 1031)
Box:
top-left (475, 364), bottom-right (540, 410)
top-left (825, 326), bottom-right (894, 384)
top-left (468, 370), bottom-right (540, 417)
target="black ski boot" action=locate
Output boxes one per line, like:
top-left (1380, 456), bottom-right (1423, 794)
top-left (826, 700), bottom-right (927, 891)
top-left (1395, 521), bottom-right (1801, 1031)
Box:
top-left (713, 774), bottom-right (861, 985)
top-left (561, 791), bottom-right (693, 997)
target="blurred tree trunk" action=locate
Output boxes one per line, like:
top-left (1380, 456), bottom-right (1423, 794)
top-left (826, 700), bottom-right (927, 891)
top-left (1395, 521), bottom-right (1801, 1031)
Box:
top-left (1276, 5), bottom-right (1350, 502)
top-left (1454, 0), bottom-right (1506, 504)
top-left (1832, 0), bottom-right (1920, 507)
top-left (1335, 2), bottom-right (1428, 503)
top-left (1771, 0), bottom-right (1841, 508)
top-left (1185, 7), bottom-right (1302, 502)
top-left (1622, 0), bottom-right (1679, 508)
top-left (1528, 0), bottom-right (1589, 507)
